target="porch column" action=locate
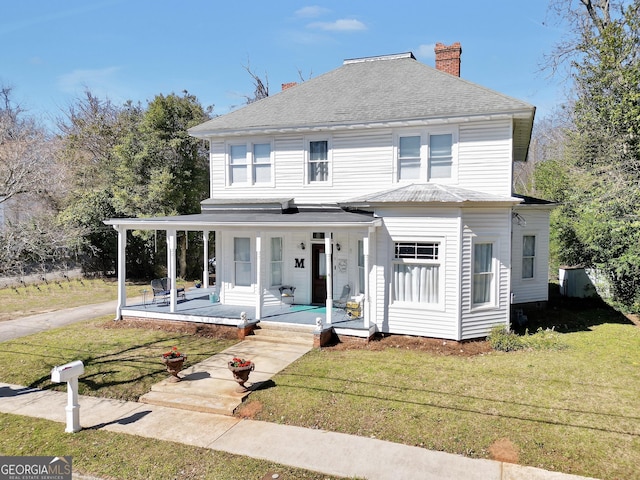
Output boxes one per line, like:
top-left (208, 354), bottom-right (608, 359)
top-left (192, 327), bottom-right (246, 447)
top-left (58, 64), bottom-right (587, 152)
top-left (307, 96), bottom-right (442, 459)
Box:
top-left (255, 233), bottom-right (263, 320)
top-left (203, 230), bottom-right (210, 289)
top-left (364, 230), bottom-right (372, 330)
top-left (325, 233), bottom-right (333, 325)
top-left (167, 229), bottom-right (178, 313)
top-left (114, 226), bottom-right (127, 320)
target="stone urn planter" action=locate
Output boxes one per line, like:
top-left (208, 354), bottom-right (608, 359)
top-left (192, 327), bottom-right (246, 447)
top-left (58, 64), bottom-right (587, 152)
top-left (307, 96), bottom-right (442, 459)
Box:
top-left (228, 357), bottom-right (255, 392)
top-left (161, 347), bottom-right (186, 382)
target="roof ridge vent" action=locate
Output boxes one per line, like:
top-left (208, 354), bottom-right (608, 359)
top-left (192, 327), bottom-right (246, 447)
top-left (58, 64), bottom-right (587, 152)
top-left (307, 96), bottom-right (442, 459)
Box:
top-left (343, 52), bottom-right (415, 65)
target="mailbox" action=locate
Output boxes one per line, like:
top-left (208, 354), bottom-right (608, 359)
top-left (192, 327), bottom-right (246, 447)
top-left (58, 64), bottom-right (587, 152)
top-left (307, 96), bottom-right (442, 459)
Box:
top-left (50, 360), bottom-right (84, 433)
top-left (51, 360), bottom-right (84, 383)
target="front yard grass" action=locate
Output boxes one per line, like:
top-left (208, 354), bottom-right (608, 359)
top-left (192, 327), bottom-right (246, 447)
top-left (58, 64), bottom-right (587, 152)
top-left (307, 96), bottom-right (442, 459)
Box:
top-left (0, 278), bottom-right (144, 322)
top-left (0, 316), bottom-right (238, 401)
top-left (0, 413), bottom-right (345, 480)
top-left (241, 301), bottom-right (640, 480)
top-left (0, 294), bottom-right (638, 479)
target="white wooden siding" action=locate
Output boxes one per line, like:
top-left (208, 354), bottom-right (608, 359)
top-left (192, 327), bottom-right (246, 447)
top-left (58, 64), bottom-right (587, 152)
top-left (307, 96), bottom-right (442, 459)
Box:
top-left (373, 208), bottom-right (461, 339)
top-left (457, 121), bottom-right (513, 196)
top-left (459, 208), bottom-right (511, 340)
top-left (510, 207), bottom-right (551, 304)
top-left (206, 119), bottom-right (515, 203)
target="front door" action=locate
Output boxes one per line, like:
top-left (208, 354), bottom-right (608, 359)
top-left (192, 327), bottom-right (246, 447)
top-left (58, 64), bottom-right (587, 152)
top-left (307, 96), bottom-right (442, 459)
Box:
top-left (311, 244), bottom-right (327, 304)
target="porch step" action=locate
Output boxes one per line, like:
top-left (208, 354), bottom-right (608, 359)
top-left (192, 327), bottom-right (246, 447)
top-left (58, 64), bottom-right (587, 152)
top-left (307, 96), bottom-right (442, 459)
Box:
top-left (249, 322), bottom-right (315, 346)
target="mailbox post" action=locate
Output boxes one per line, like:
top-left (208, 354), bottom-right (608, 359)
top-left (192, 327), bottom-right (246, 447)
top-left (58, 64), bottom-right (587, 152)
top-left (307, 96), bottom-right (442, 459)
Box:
top-left (51, 360), bottom-right (84, 433)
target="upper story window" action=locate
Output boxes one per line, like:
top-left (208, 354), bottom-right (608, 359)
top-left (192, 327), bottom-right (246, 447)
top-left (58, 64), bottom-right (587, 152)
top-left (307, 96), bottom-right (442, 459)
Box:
top-left (308, 140), bottom-right (329, 183)
top-left (398, 136), bottom-right (421, 180)
top-left (429, 134), bottom-right (453, 178)
top-left (227, 141), bottom-right (272, 186)
top-left (396, 130), bottom-right (456, 182)
top-left (229, 145), bottom-right (248, 184)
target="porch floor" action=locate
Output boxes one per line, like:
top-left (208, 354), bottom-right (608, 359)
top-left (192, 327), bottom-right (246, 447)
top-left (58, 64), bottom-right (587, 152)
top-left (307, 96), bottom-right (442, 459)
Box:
top-left (124, 287), bottom-right (366, 331)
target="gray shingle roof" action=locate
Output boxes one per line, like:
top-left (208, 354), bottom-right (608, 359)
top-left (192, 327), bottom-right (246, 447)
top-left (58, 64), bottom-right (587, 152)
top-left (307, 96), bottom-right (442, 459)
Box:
top-left (189, 52), bottom-right (534, 141)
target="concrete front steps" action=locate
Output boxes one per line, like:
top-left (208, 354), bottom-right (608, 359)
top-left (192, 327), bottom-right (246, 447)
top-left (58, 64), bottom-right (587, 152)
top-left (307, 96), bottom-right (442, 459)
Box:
top-left (140, 329), bottom-right (313, 415)
top-left (249, 321), bottom-right (316, 347)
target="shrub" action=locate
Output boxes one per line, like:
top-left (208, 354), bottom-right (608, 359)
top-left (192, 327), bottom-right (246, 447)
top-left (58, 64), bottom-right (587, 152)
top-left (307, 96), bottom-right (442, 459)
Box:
top-left (488, 325), bottom-right (524, 352)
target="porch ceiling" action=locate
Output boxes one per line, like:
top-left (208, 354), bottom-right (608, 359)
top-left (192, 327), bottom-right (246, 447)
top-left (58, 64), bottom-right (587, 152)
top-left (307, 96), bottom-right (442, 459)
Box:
top-left (104, 209), bottom-right (381, 230)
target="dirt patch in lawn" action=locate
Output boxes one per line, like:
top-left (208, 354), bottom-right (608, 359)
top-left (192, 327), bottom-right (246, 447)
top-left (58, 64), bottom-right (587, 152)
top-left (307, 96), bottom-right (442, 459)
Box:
top-left (326, 333), bottom-right (492, 356)
top-left (101, 318), bottom-right (240, 340)
top-left (489, 438), bottom-right (519, 463)
top-left (102, 318), bottom-right (491, 356)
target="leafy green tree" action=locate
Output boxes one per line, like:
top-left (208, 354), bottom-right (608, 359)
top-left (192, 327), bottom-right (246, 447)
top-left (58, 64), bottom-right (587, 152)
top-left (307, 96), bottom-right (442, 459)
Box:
top-left (111, 91), bottom-right (211, 278)
top-left (539, 0), bottom-right (640, 311)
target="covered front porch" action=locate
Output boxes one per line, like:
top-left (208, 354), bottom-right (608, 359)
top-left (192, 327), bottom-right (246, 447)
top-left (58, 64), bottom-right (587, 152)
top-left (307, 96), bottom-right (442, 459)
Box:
top-left (121, 286), bottom-right (370, 337)
top-left (105, 202), bottom-right (381, 340)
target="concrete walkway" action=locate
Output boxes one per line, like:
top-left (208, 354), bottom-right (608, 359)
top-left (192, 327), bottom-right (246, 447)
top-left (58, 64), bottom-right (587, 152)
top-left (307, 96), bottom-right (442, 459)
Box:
top-left (0, 302), bottom-right (599, 480)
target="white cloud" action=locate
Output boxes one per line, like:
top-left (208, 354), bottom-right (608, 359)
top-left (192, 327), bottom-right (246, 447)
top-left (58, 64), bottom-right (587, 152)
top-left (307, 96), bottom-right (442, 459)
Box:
top-left (308, 19), bottom-right (366, 32)
top-left (295, 6), bottom-right (331, 18)
top-left (414, 43), bottom-right (436, 61)
top-left (57, 66), bottom-right (123, 98)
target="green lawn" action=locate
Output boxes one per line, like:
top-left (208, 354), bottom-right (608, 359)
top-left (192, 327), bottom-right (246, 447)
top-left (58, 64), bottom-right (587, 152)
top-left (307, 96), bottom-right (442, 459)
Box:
top-left (0, 283), bottom-right (638, 479)
top-left (0, 278), bottom-right (144, 322)
top-left (0, 316), bottom-right (238, 401)
top-left (0, 413), bottom-right (345, 480)
top-left (241, 301), bottom-right (640, 480)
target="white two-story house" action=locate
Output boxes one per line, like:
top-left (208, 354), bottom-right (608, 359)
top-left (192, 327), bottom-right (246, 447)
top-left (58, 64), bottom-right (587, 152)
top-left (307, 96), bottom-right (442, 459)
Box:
top-left (106, 44), bottom-right (552, 341)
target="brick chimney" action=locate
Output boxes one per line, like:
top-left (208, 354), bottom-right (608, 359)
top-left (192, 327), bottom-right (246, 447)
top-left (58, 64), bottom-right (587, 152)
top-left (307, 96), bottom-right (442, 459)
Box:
top-left (281, 82), bottom-right (297, 91)
top-left (434, 42), bottom-right (462, 77)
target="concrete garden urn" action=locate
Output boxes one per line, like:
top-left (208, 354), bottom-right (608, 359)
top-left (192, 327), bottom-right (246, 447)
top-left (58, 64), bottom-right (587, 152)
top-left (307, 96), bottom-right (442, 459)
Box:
top-left (228, 357), bottom-right (255, 392)
top-left (161, 347), bottom-right (186, 382)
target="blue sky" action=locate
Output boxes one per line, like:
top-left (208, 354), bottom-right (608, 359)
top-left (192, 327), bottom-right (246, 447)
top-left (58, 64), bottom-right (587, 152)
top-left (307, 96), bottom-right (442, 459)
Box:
top-left (2, 1), bottom-right (568, 128)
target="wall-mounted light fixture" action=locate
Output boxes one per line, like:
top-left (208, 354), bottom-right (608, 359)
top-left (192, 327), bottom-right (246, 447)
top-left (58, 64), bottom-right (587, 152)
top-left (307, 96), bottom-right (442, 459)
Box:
top-left (335, 243), bottom-right (341, 251)
top-left (299, 242), bottom-right (306, 250)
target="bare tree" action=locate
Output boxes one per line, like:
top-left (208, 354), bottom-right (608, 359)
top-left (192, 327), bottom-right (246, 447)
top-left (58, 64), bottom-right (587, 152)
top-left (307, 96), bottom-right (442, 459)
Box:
top-left (0, 86), bottom-right (53, 205)
top-left (242, 60), bottom-right (269, 104)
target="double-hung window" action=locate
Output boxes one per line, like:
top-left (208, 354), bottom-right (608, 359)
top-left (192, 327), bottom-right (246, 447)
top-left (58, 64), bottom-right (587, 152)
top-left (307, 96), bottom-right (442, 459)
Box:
top-left (229, 145), bottom-right (248, 184)
top-left (270, 237), bottom-right (283, 287)
top-left (253, 143), bottom-right (272, 183)
top-left (398, 135), bottom-right (421, 180)
top-left (234, 237), bottom-right (251, 286)
top-left (308, 140), bottom-right (329, 183)
top-left (357, 240), bottom-right (365, 295)
top-left (396, 131), bottom-right (455, 182)
top-left (228, 141), bottom-right (272, 185)
top-left (429, 134), bottom-right (453, 178)
top-left (522, 235), bottom-right (536, 279)
top-left (393, 241), bottom-right (440, 304)
top-left (473, 242), bottom-right (494, 305)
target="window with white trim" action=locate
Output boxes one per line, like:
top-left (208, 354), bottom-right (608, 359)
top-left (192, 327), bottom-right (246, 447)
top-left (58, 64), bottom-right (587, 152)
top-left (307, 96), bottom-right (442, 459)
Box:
top-left (393, 242), bottom-right (440, 304)
top-left (429, 133), bottom-right (453, 178)
top-left (234, 237), bottom-right (251, 286)
top-left (398, 135), bottom-right (421, 180)
top-left (522, 235), bottom-right (536, 279)
top-left (308, 140), bottom-right (329, 183)
top-left (227, 141), bottom-right (272, 185)
top-left (253, 143), bottom-right (272, 183)
top-left (357, 240), bottom-right (365, 295)
top-left (396, 130), bottom-right (456, 182)
top-left (270, 237), bottom-right (283, 287)
top-left (229, 145), bottom-right (247, 184)
top-left (473, 242), bottom-right (494, 305)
